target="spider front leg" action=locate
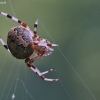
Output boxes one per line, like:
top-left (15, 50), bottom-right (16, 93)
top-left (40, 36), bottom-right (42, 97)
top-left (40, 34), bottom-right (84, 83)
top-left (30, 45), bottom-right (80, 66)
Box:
top-left (33, 19), bottom-right (39, 39)
top-left (37, 39), bottom-right (58, 56)
top-left (0, 38), bottom-right (10, 52)
top-left (0, 12), bottom-right (31, 32)
top-left (25, 56), bottom-right (59, 82)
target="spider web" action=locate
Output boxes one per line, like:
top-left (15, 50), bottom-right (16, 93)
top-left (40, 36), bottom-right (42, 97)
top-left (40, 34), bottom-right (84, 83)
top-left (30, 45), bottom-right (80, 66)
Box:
top-left (0, 0), bottom-right (97, 100)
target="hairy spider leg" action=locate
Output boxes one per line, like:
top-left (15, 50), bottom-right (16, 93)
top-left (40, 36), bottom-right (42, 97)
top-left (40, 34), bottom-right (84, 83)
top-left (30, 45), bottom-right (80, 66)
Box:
top-left (25, 57), bottom-right (59, 81)
top-left (33, 19), bottom-right (39, 39)
top-left (29, 39), bottom-right (58, 56)
top-left (33, 20), bottom-right (59, 48)
top-left (0, 12), bottom-right (30, 31)
top-left (35, 39), bottom-right (58, 56)
top-left (0, 38), bottom-right (10, 52)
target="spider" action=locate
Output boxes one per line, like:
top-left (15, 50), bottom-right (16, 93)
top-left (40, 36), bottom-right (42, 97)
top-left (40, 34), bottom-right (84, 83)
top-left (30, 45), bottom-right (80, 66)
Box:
top-left (0, 12), bottom-right (59, 81)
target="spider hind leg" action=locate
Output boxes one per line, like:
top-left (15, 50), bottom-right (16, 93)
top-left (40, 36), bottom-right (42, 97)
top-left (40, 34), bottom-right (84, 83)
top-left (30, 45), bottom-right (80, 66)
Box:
top-left (30, 64), bottom-right (59, 82)
top-left (0, 38), bottom-right (10, 52)
top-left (25, 57), bottom-right (59, 82)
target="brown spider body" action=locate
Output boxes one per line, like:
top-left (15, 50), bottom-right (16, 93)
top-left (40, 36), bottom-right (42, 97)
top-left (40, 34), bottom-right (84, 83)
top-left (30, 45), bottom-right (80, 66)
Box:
top-left (7, 26), bottom-right (34, 59)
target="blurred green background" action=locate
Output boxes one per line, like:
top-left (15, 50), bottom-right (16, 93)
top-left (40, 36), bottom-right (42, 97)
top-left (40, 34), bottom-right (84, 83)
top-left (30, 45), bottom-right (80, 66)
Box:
top-left (0, 0), bottom-right (100, 100)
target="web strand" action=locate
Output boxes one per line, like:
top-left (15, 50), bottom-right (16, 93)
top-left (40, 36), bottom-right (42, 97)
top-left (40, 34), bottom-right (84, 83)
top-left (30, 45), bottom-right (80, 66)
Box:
top-left (0, 0), bottom-right (96, 100)
top-left (0, 59), bottom-right (16, 100)
top-left (25, 65), bottom-right (28, 100)
top-left (8, 0), bottom-right (16, 16)
top-left (12, 61), bottom-right (35, 100)
top-left (13, 60), bottom-right (21, 95)
top-left (0, 52), bottom-right (8, 75)
top-left (55, 70), bottom-right (72, 100)
top-left (17, 78), bottom-right (35, 100)
top-left (6, 60), bottom-right (21, 100)
top-left (39, 20), bottom-right (96, 100)
top-left (6, 1), bottom-right (36, 100)
top-left (7, 1), bottom-right (71, 100)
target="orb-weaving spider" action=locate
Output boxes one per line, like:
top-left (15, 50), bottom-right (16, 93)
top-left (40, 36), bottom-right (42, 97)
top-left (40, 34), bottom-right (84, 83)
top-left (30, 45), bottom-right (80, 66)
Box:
top-left (0, 12), bottom-right (59, 81)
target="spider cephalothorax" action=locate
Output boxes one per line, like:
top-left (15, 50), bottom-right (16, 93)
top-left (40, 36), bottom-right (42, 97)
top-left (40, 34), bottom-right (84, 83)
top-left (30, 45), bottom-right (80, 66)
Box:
top-left (0, 12), bottom-right (59, 81)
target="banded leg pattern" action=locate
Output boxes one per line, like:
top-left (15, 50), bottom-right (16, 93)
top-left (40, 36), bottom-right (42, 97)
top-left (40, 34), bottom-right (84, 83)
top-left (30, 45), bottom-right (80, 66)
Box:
top-left (25, 58), bottom-right (59, 82)
top-left (0, 12), bottom-right (30, 30)
top-left (33, 19), bottom-right (39, 39)
top-left (0, 38), bottom-right (10, 52)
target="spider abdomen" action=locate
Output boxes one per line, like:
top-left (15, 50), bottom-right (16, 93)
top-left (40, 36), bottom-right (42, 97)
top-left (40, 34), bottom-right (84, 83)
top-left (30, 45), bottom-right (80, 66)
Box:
top-left (7, 26), bottom-right (34, 59)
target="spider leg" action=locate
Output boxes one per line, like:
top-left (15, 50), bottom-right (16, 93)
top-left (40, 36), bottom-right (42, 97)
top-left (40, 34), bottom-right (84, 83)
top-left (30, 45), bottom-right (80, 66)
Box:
top-left (33, 19), bottom-right (39, 39)
top-left (41, 68), bottom-right (55, 75)
top-left (37, 39), bottom-right (58, 47)
top-left (30, 64), bottom-right (59, 81)
top-left (25, 57), bottom-right (59, 82)
top-left (0, 12), bottom-right (30, 31)
top-left (0, 38), bottom-right (10, 52)
top-left (29, 41), bottom-right (54, 56)
top-left (36, 39), bottom-right (58, 56)
top-left (47, 43), bottom-right (58, 47)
